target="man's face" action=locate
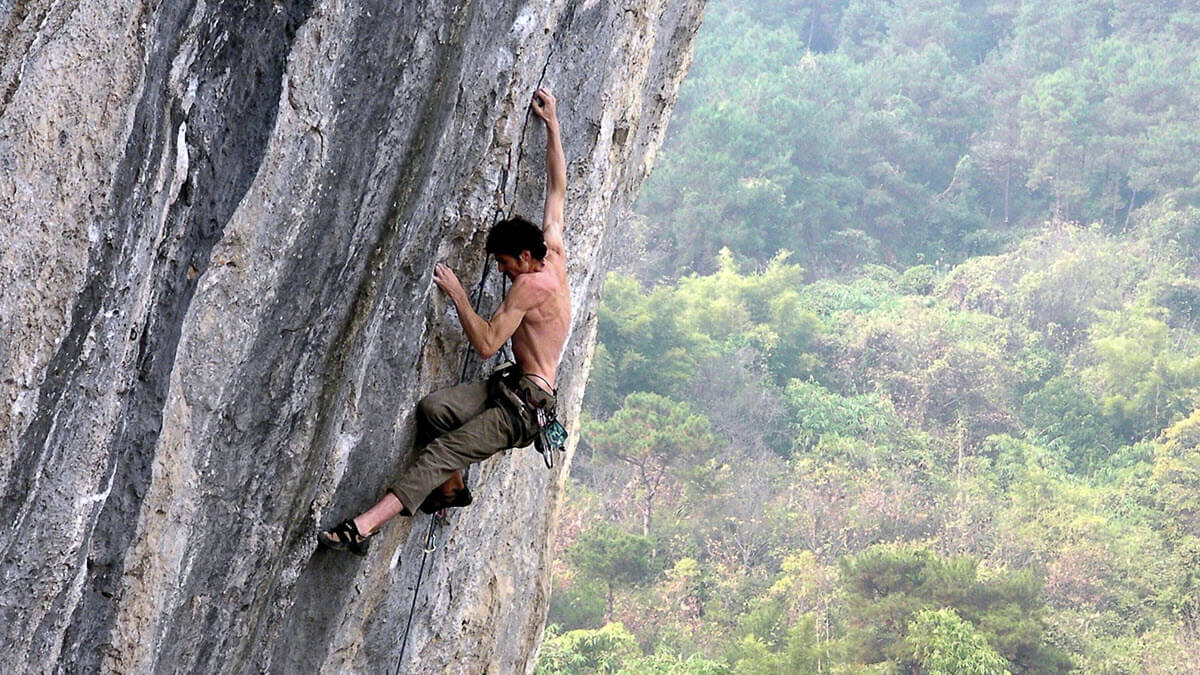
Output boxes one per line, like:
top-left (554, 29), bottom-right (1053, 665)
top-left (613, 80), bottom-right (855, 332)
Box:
top-left (494, 252), bottom-right (530, 279)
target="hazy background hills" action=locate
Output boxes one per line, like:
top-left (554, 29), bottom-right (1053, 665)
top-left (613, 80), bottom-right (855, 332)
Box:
top-left (541, 1), bottom-right (1200, 672)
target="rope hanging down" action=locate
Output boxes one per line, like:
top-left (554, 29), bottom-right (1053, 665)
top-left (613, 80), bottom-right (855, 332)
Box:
top-left (394, 168), bottom-right (509, 675)
top-left (394, 9), bottom-right (579, 668)
top-left (395, 73), bottom-right (545, 670)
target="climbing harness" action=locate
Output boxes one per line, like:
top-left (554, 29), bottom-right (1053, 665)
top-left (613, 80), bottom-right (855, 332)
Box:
top-left (487, 363), bottom-right (569, 469)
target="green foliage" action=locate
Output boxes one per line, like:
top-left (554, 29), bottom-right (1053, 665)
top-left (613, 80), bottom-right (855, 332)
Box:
top-left (1160, 278), bottom-right (1200, 330)
top-left (536, 623), bottom-right (642, 675)
top-left (568, 524), bottom-right (656, 588)
top-left (586, 392), bottom-right (715, 535)
top-left (634, 0), bottom-right (1200, 279)
top-left (592, 256), bottom-right (820, 413)
top-left (620, 651), bottom-right (731, 675)
top-left (1021, 374), bottom-right (1121, 474)
top-left (1084, 309), bottom-right (1200, 440)
top-left (566, 524), bottom-right (658, 620)
top-left (587, 393), bottom-right (714, 465)
top-left (538, 623), bottom-right (732, 674)
top-left (583, 343), bottom-right (621, 417)
top-left (733, 550), bottom-right (840, 671)
top-left (897, 264), bottom-right (938, 295)
top-left (555, 4), bottom-right (1200, 669)
top-left (833, 296), bottom-right (1045, 447)
top-left (727, 616), bottom-right (822, 675)
top-left (838, 543), bottom-right (1068, 672)
top-left (672, 251), bottom-right (820, 383)
top-left (783, 379), bottom-right (910, 454)
top-left (1153, 411), bottom-right (1200, 542)
top-left (798, 275), bottom-right (901, 325)
top-left (1138, 201), bottom-right (1200, 263)
top-left (936, 224), bottom-right (1152, 341)
top-left (596, 275), bottom-right (716, 409)
top-left (906, 608), bottom-right (1011, 675)
top-left (548, 578), bottom-right (607, 631)
top-left (562, 221), bottom-right (1200, 669)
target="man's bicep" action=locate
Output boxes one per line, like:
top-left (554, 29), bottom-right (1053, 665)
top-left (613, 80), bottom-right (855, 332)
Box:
top-left (543, 223), bottom-right (565, 257)
top-left (491, 280), bottom-right (543, 337)
top-left (543, 191), bottom-right (565, 251)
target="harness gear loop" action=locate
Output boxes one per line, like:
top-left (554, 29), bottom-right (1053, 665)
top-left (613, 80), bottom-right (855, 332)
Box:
top-left (504, 369), bottom-right (567, 470)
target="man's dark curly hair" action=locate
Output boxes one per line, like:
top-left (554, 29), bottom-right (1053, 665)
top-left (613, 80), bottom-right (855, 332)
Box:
top-left (486, 216), bottom-right (547, 260)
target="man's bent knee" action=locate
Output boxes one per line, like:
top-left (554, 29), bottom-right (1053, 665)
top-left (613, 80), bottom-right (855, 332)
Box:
top-left (416, 392), bottom-right (450, 426)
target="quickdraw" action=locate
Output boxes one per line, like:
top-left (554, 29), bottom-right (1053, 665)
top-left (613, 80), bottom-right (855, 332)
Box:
top-left (532, 405), bottom-right (568, 469)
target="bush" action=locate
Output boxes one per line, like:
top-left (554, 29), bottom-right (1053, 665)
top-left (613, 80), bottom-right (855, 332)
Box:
top-left (536, 623), bottom-right (642, 675)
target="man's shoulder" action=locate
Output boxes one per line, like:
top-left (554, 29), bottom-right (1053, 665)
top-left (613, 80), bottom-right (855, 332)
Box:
top-left (542, 248), bottom-right (568, 283)
top-left (521, 263), bottom-right (565, 287)
top-left (510, 270), bottom-right (556, 304)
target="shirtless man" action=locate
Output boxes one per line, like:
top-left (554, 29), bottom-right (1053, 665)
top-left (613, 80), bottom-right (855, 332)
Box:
top-left (318, 88), bottom-right (570, 555)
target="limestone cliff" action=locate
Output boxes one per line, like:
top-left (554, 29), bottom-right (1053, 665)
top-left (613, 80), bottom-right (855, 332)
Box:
top-left (0, 1), bottom-right (704, 672)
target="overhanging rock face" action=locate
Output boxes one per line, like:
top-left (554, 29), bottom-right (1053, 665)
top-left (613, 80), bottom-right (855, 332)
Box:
top-left (0, 1), bottom-right (704, 672)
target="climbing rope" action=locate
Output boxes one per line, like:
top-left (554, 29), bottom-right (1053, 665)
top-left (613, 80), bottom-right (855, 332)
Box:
top-left (394, 8), bottom-right (582, 669)
top-left (394, 85), bottom-right (535, 673)
top-left (394, 511), bottom-right (442, 675)
top-left (394, 185), bottom-right (507, 675)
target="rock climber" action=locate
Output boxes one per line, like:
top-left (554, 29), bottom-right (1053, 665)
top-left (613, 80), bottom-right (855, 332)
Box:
top-left (317, 87), bottom-right (570, 555)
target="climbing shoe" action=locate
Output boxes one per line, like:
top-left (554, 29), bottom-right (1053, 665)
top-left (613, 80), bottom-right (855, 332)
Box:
top-left (419, 486), bottom-right (473, 514)
top-left (317, 519), bottom-right (372, 556)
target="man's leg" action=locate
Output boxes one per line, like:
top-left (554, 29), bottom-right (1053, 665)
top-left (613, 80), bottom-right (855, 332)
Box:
top-left (387, 404), bottom-right (525, 518)
top-left (352, 492), bottom-right (404, 536)
top-left (347, 465), bottom-right (467, 535)
top-left (412, 380), bottom-right (491, 448)
top-left (319, 381), bottom-right (498, 551)
top-left (407, 381), bottom-right (490, 509)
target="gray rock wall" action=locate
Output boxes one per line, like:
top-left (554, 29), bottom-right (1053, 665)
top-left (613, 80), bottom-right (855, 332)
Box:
top-left (0, 1), bottom-right (704, 672)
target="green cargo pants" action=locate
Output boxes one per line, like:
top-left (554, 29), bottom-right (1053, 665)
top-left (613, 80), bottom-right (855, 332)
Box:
top-left (388, 367), bottom-right (556, 515)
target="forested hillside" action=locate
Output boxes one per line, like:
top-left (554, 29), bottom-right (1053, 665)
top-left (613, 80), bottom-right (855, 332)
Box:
top-left (629, 0), bottom-right (1200, 278)
top-left (540, 0), bottom-right (1200, 672)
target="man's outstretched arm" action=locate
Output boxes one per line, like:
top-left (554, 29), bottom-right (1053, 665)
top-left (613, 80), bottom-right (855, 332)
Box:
top-left (532, 88), bottom-right (566, 257)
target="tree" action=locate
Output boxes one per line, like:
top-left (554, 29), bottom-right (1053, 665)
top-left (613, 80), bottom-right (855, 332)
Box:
top-left (556, 1), bottom-right (1200, 668)
top-left (837, 543), bottom-right (1070, 672)
top-left (727, 617), bottom-right (822, 675)
top-left (1153, 410), bottom-right (1200, 542)
top-left (566, 524), bottom-right (657, 621)
top-left (906, 608), bottom-right (1011, 675)
top-left (595, 275), bottom-right (716, 407)
top-left (536, 623), bottom-right (643, 675)
top-left (1085, 309), bottom-right (1200, 441)
top-left (1021, 374), bottom-right (1121, 474)
top-left (1018, 67), bottom-right (1096, 220)
top-left (587, 393), bottom-right (715, 537)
